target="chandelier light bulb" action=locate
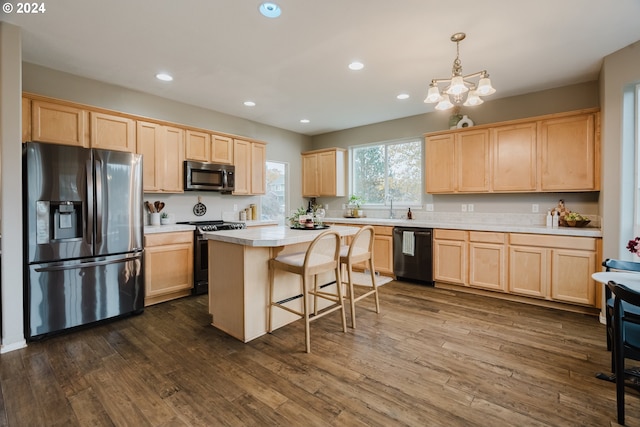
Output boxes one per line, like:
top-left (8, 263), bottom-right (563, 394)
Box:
top-left (425, 33), bottom-right (495, 109)
top-left (435, 97), bottom-right (454, 111)
top-left (477, 76), bottom-right (496, 96)
top-left (463, 90), bottom-right (484, 106)
top-left (424, 84), bottom-right (443, 103)
top-left (446, 75), bottom-right (468, 95)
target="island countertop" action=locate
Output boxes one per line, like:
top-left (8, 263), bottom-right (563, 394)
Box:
top-left (203, 225), bottom-right (360, 247)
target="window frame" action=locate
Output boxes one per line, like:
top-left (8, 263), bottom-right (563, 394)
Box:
top-left (349, 137), bottom-right (424, 209)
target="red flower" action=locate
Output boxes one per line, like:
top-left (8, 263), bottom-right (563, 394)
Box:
top-left (628, 237), bottom-right (640, 255)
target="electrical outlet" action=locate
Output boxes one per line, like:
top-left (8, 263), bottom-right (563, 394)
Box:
top-left (426, 204), bottom-right (434, 212)
top-left (468, 204), bottom-right (474, 212)
top-left (233, 204), bottom-right (238, 212)
top-left (342, 204), bottom-right (346, 209)
top-left (532, 204), bottom-right (539, 213)
top-left (461, 204), bottom-right (467, 212)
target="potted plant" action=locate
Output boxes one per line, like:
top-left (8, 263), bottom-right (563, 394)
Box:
top-left (348, 195), bottom-right (363, 217)
top-left (160, 212), bottom-right (170, 225)
top-left (287, 206), bottom-right (308, 228)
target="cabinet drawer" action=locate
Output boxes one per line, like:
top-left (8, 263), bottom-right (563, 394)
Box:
top-left (509, 233), bottom-right (597, 251)
top-left (372, 225), bottom-right (393, 236)
top-left (469, 231), bottom-right (506, 244)
top-left (145, 231), bottom-right (193, 247)
top-left (434, 229), bottom-right (467, 240)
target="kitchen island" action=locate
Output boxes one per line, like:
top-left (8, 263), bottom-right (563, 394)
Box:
top-left (203, 225), bottom-right (360, 342)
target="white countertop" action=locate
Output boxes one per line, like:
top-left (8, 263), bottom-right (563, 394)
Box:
top-left (144, 224), bottom-right (195, 234)
top-left (203, 225), bottom-right (360, 247)
top-left (325, 217), bottom-right (602, 237)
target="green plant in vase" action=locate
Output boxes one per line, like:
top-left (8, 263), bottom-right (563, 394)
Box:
top-left (287, 206), bottom-right (308, 228)
top-left (348, 195), bottom-right (363, 217)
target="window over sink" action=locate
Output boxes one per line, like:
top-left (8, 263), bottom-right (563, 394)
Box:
top-left (350, 138), bottom-right (422, 207)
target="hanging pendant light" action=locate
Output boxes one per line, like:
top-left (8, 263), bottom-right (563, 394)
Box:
top-left (424, 33), bottom-right (496, 111)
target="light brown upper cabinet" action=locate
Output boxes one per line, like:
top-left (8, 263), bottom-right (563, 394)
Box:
top-left (137, 121), bottom-right (184, 193)
top-left (425, 130), bottom-right (489, 193)
top-left (185, 130), bottom-right (211, 162)
top-left (233, 139), bottom-right (266, 195)
top-left (301, 148), bottom-right (346, 197)
top-left (491, 122), bottom-right (537, 192)
top-left (424, 109), bottom-right (600, 194)
top-left (211, 134), bottom-right (234, 164)
top-left (31, 99), bottom-right (89, 147)
top-left (539, 113), bottom-right (598, 191)
top-left (90, 112), bottom-right (136, 152)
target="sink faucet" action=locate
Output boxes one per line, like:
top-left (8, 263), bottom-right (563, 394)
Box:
top-left (388, 196), bottom-right (394, 219)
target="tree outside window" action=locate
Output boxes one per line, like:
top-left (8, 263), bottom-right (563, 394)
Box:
top-left (351, 139), bottom-right (422, 206)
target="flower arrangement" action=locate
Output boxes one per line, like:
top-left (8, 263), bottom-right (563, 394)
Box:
top-left (628, 237), bottom-right (640, 256)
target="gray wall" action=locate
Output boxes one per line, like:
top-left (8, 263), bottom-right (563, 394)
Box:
top-left (22, 63), bottom-right (313, 222)
top-left (310, 81), bottom-right (601, 217)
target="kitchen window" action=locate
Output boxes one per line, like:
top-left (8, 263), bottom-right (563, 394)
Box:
top-left (261, 161), bottom-right (288, 225)
top-left (350, 138), bottom-right (422, 207)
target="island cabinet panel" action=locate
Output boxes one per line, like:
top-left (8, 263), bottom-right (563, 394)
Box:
top-left (425, 134), bottom-right (456, 193)
top-left (31, 100), bottom-right (89, 147)
top-left (301, 148), bottom-right (346, 197)
top-left (539, 113), bottom-right (598, 191)
top-left (457, 130), bottom-right (490, 193)
top-left (491, 122), bottom-right (537, 192)
top-left (211, 134), bottom-right (233, 164)
top-left (433, 229), bottom-right (467, 284)
top-left (468, 232), bottom-right (507, 292)
top-left (22, 97), bottom-right (31, 142)
top-left (90, 112), bottom-right (136, 152)
top-left (185, 130), bottom-right (210, 161)
top-left (144, 232), bottom-right (193, 306)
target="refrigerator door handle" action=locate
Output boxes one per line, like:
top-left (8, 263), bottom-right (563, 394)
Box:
top-left (86, 159), bottom-right (94, 246)
top-left (95, 158), bottom-right (103, 246)
top-left (34, 255), bottom-right (141, 272)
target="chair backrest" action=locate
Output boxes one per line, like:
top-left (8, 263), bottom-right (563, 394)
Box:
top-left (348, 225), bottom-right (374, 258)
top-left (304, 230), bottom-right (341, 272)
top-left (603, 258), bottom-right (640, 272)
top-left (607, 280), bottom-right (640, 326)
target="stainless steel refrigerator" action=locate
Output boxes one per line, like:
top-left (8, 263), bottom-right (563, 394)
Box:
top-left (23, 142), bottom-right (145, 339)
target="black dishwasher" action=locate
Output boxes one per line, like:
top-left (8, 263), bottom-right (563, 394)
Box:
top-left (393, 227), bottom-right (433, 285)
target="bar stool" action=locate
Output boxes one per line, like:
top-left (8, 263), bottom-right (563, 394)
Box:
top-left (268, 230), bottom-right (347, 353)
top-left (340, 225), bottom-right (380, 328)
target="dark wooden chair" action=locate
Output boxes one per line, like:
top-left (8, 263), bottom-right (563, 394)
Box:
top-left (607, 280), bottom-right (640, 425)
top-left (603, 259), bottom-right (640, 373)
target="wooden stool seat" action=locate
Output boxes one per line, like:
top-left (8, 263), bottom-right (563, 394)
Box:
top-left (268, 230), bottom-right (347, 353)
top-left (340, 225), bottom-right (380, 328)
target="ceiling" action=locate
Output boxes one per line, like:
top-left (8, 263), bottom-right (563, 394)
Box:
top-left (3, 1), bottom-right (640, 136)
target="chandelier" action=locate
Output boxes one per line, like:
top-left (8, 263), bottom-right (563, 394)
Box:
top-left (424, 32), bottom-right (496, 111)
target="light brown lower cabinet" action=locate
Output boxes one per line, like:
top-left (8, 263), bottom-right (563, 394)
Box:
top-left (435, 229), bottom-right (600, 308)
top-left (144, 232), bottom-right (193, 306)
top-left (372, 226), bottom-right (394, 276)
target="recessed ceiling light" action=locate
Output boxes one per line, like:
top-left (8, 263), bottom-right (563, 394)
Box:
top-left (397, 93), bottom-right (410, 100)
top-left (259, 2), bottom-right (281, 18)
top-left (155, 73), bottom-right (173, 82)
top-left (244, 101), bottom-right (256, 107)
top-left (300, 119), bottom-right (310, 124)
top-left (348, 62), bottom-right (364, 71)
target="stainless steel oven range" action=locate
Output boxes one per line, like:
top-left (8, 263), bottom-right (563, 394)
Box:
top-left (177, 220), bottom-right (246, 295)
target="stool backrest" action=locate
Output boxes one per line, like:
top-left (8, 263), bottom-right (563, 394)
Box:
top-left (304, 230), bottom-right (341, 271)
top-left (348, 225), bottom-right (374, 257)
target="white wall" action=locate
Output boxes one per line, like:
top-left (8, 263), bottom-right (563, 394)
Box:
top-left (0, 22), bottom-right (27, 352)
top-left (601, 41), bottom-right (640, 259)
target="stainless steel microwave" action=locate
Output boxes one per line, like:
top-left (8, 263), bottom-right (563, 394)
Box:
top-left (184, 161), bottom-right (235, 192)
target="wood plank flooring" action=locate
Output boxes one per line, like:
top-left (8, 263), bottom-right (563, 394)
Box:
top-left (0, 281), bottom-right (634, 426)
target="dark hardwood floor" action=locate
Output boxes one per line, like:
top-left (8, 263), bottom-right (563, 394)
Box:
top-left (0, 281), bottom-right (634, 426)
